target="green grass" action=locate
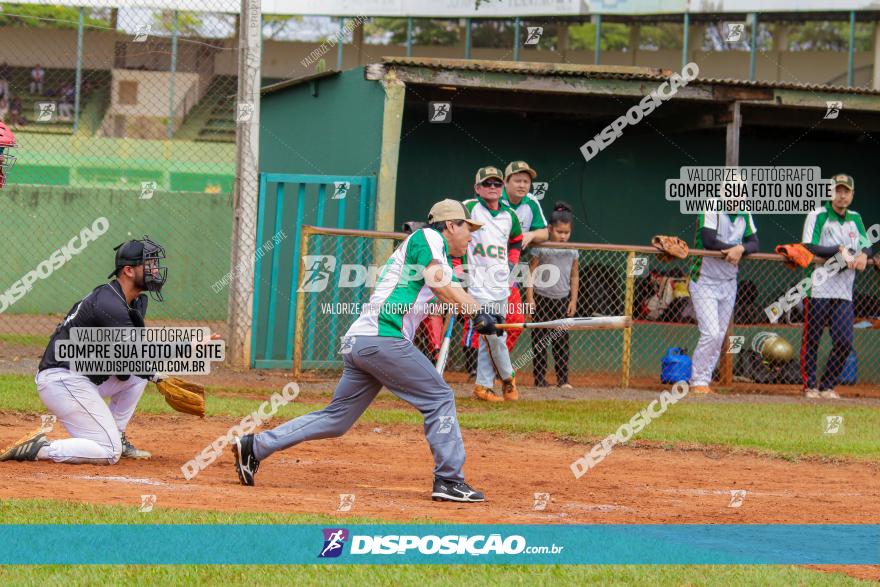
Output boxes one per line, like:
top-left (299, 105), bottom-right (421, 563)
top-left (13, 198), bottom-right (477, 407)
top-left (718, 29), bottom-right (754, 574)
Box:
top-left (1, 374), bottom-right (878, 461)
top-left (0, 500), bottom-right (865, 586)
top-left (0, 333), bottom-right (48, 348)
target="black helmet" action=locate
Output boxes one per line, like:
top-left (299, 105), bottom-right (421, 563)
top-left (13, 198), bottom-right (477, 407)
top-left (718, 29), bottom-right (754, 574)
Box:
top-left (108, 235), bottom-right (167, 301)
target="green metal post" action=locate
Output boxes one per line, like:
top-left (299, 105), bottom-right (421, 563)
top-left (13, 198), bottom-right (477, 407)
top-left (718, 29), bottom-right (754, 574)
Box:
top-left (749, 13), bottom-right (758, 81)
top-left (407, 17), bottom-right (413, 57)
top-left (848, 11), bottom-right (856, 87)
top-left (682, 12), bottom-right (690, 69)
top-left (464, 18), bottom-right (472, 59)
top-left (594, 14), bottom-right (602, 65)
top-left (513, 17), bottom-right (521, 61)
top-left (167, 10), bottom-right (178, 139)
top-left (73, 7), bottom-right (84, 133)
top-left (337, 18), bottom-right (345, 70)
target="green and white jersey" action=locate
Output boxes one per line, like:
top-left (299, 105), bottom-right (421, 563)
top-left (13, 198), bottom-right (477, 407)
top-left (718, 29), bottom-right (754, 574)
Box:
top-left (802, 202), bottom-right (869, 300)
top-left (690, 212), bottom-right (757, 284)
top-left (463, 197), bottom-right (524, 300)
top-left (346, 228), bottom-right (454, 341)
top-left (501, 191), bottom-right (547, 233)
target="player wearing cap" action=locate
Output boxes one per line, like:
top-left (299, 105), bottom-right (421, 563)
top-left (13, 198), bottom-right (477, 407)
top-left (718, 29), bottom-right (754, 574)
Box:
top-left (501, 160), bottom-right (549, 352)
top-left (232, 200), bottom-right (500, 502)
top-left (800, 174), bottom-right (871, 399)
top-left (460, 166), bottom-right (524, 402)
top-left (0, 237), bottom-right (167, 464)
top-left (0, 121), bottom-right (17, 189)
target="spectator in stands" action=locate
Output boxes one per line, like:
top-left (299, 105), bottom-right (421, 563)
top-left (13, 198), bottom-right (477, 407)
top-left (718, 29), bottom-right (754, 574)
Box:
top-left (30, 64), bottom-right (45, 95)
top-left (59, 83), bottom-right (75, 120)
top-left (0, 62), bottom-right (9, 99)
top-left (9, 96), bottom-right (26, 126)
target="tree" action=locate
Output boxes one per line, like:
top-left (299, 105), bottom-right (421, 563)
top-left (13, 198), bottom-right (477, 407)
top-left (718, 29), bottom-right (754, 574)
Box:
top-left (0, 3), bottom-right (109, 29)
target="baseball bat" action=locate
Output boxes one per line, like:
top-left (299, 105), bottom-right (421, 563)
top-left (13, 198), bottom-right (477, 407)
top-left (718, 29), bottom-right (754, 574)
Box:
top-left (435, 314), bottom-right (455, 374)
top-left (495, 316), bottom-right (631, 331)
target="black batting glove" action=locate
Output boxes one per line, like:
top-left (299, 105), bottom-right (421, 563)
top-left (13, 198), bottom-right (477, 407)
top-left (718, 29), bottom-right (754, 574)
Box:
top-left (473, 311), bottom-right (501, 335)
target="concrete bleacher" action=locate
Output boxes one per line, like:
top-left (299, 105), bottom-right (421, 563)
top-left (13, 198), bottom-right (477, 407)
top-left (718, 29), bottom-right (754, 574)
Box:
top-left (0, 66), bottom-right (111, 135)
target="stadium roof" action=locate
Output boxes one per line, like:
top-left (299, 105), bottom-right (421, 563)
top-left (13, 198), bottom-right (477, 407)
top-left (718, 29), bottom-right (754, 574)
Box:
top-left (367, 57), bottom-right (880, 101)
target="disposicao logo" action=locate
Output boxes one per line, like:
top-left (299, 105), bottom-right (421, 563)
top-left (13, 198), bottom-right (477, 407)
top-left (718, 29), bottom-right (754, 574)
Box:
top-left (319, 528), bottom-right (349, 558)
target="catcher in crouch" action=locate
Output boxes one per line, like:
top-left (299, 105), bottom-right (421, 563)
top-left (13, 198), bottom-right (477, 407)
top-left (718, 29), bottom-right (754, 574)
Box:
top-left (0, 237), bottom-right (167, 464)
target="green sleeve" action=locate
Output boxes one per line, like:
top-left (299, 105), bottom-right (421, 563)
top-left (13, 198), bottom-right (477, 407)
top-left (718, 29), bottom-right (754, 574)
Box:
top-left (406, 230), bottom-right (435, 268)
top-left (509, 209), bottom-right (523, 239)
top-left (528, 199), bottom-right (547, 230)
top-left (854, 214), bottom-right (870, 250)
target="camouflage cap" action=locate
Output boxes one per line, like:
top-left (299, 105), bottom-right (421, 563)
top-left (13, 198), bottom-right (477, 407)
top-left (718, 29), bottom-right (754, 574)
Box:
top-left (475, 166), bottom-right (504, 184)
top-left (831, 173), bottom-right (854, 191)
top-left (504, 160), bottom-right (537, 180)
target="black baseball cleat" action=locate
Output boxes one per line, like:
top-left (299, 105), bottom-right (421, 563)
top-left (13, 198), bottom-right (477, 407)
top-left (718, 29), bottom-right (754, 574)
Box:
top-left (0, 429), bottom-right (49, 462)
top-left (232, 434), bottom-right (260, 486)
top-left (431, 478), bottom-right (485, 502)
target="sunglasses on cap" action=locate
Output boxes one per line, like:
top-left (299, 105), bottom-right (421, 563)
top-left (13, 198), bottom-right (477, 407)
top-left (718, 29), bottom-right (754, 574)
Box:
top-left (480, 180), bottom-right (504, 188)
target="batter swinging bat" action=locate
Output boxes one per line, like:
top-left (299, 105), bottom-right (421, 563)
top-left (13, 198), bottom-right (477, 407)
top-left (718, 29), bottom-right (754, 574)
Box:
top-left (435, 314), bottom-right (455, 374)
top-left (495, 316), bottom-right (631, 331)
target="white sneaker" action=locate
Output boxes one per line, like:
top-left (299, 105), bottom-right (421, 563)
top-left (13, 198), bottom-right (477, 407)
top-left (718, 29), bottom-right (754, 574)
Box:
top-left (804, 388), bottom-right (820, 399)
top-left (819, 389), bottom-right (840, 399)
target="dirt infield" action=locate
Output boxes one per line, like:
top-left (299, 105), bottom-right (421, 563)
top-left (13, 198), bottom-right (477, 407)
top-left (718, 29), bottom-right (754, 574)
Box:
top-left (2, 412), bottom-right (878, 580)
top-left (1, 412), bottom-right (878, 526)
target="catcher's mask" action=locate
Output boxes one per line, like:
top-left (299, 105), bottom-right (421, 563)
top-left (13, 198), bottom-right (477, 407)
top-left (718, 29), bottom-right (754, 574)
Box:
top-left (0, 122), bottom-right (17, 189)
top-left (108, 236), bottom-right (168, 301)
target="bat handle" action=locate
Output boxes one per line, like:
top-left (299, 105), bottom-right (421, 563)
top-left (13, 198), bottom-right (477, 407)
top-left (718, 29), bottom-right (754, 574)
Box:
top-left (495, 323), bottom-right (525, 330)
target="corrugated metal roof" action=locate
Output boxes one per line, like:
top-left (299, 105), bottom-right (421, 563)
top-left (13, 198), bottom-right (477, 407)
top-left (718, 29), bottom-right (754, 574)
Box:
top-left (380, 57), bottom-right (880, 96)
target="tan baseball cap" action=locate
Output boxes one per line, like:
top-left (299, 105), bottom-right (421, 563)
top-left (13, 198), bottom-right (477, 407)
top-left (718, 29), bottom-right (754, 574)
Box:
top-left (427, 199), bottom-right (483, 231)
top-left (832, 173), bottom-right (854, 191)
top-left (504, 160), bottom-right (537, 180)
top-left (474, 166), bottom-right (504, 184)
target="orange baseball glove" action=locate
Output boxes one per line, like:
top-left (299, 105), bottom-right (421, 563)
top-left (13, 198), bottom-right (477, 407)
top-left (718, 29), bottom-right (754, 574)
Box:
top-left (651, 235), bottom-right (689, 262)
top-left (775, 243), bottom-right (814, 269)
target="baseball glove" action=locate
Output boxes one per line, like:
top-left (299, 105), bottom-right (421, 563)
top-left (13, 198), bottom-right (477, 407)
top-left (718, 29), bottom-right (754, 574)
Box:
top-left (651, 235), bottom-right (689, 262)
top-left (155, 377), bottom-right (205, 417)
top-left (775, 243), bottom-right (814, 269)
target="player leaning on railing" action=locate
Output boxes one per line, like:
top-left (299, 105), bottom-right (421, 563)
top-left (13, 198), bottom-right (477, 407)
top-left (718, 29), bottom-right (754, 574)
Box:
top-left (799, 174), bottom-right (871, 399)
top-left (688, 209), bottom-right (760, 394)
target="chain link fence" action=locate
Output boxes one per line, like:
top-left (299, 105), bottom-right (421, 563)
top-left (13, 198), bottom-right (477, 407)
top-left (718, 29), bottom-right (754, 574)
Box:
top-left (0, 2), bottom-right (259, 373)
top-left (294, 227), bottom-right (880, 395)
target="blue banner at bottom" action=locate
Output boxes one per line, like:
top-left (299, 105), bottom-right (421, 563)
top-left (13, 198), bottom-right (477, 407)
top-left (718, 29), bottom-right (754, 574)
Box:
top-left (0, 524), bottom-right (876, 564)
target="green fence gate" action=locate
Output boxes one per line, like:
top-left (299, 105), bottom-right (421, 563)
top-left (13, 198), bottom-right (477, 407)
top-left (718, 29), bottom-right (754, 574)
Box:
top-left (251, 173), bottom-right (376, 369)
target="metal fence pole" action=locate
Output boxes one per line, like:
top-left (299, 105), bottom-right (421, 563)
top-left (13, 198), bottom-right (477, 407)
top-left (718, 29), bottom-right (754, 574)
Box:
top-left (464, 18), bottom-right (472, 59)
top-left (73, 7), bottom-right (84, 133)
top-left (406, 17), bottom-right (413, 57)
top-left (337, 18), bottom-right (345, 70)
top-left (621, 251), bottom-right (635, 388)
top-left (594, 14), bottom-right (602, 65)
top-left (228, 0), bottom-right (262, 368)
top-left (293, 226), bottom-right (312, 377)
top-left (848, 11), bottom-right (857, 87)
top-left (513, 17), bottom-right (521, 61)
top-left (682, 12), bottom-right (690, 69)
top-left (749, 13), bottom-right (758, 81)
top-left (167, 10), bottom-right (179, 139)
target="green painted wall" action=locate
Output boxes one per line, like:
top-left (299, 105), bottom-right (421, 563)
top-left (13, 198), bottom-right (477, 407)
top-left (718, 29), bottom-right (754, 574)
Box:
top-left (9, 133), bottom-right (235, 192)
top-left (2, 185), bottom-right (233, 320)
top-left (394, 102), bottom-right (880, 249)
top-left (259, 69), bottom-right (385, 179)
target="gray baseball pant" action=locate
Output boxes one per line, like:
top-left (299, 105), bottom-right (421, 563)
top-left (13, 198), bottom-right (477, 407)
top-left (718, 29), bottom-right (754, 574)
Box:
top-left (252, 335), bottom-right (466, 482)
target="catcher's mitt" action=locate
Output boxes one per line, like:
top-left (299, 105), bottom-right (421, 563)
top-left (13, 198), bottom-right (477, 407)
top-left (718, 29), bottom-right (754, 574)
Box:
top-left (155, 377), bottom-right (205, 417)
top-left (651, 235), bottom-right (689, 262)
top-left (775, 243), bottom-right (814, 269)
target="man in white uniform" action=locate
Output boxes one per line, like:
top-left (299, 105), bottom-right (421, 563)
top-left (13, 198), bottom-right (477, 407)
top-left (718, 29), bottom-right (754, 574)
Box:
top-left (689, 212), bottom-right (759, 393)
top-left (461, 166), bottom-right (524, 402)
top-left (800, 174), bottom-right (871, 399)
top-left (501, 160), bottom-right (548, 352)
